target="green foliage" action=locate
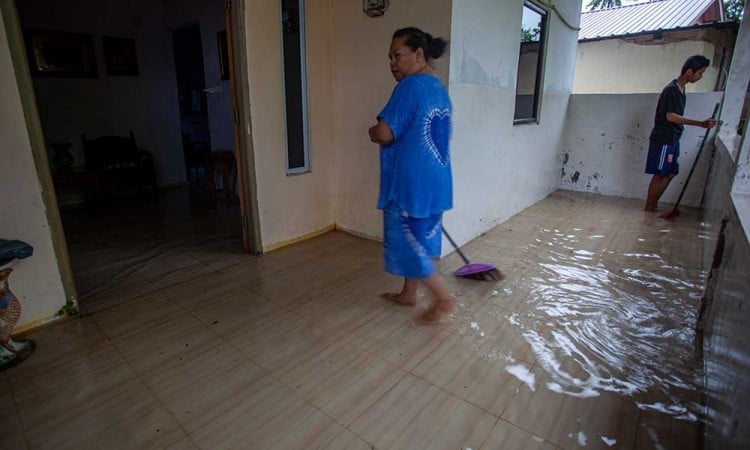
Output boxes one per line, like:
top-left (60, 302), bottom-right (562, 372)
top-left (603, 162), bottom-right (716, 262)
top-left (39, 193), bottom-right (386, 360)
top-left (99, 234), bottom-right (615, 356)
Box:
top-left (521, 27), bottom-right (540, 42)
top-left (724, 0), bottom-right (745, 20)
top-left (57, 299), bottom-right (79, 317)
top-left (586, 0), bottom-right (622, 10)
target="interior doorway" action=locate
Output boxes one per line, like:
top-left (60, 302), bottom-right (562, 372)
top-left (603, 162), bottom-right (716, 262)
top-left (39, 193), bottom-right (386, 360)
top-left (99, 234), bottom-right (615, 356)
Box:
top-left (11, 0), bottom-right (258, 313)
top-left (173, 24), bottom-right (211, 183)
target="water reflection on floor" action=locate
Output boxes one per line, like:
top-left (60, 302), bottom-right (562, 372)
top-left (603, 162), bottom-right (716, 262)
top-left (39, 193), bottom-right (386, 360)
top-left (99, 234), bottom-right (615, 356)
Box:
top-left (444, 190), bottom-right (709, 448)
top-left (4, 189), bottom-right (710, 449)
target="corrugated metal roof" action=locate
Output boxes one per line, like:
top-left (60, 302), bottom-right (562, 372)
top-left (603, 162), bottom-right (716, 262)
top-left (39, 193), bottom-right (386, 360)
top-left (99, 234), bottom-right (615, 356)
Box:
top-left (579, 0), bottom-right (718, 40)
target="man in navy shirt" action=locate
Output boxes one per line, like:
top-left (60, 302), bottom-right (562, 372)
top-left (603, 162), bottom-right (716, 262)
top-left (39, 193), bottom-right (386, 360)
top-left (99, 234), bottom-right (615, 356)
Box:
top-left (644, 55), bottom-right (717, 211)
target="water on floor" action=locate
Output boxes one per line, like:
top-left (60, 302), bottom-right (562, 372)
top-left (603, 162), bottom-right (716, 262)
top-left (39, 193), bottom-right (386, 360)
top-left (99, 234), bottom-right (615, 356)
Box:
top-left (2, 189), bottom-right (710, 449)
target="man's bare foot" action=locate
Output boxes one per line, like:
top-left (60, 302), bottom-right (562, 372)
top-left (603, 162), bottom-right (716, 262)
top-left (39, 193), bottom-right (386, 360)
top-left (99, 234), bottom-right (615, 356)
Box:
top-left (415, 297), bottom-right (454, 324)
top-left (381, 292), bottom-right (416, 306)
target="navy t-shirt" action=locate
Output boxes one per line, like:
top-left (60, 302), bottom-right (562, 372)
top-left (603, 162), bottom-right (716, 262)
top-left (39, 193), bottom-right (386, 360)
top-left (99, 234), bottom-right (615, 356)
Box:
top-left (649, 79), bottom-right (686, 145)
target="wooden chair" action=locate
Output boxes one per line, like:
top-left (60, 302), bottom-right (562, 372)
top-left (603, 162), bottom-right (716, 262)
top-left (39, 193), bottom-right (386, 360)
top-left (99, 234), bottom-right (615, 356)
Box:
top-left (81, 131), bottom-right (157, 196)
top-left (205, 151), bottom-right (237, 205)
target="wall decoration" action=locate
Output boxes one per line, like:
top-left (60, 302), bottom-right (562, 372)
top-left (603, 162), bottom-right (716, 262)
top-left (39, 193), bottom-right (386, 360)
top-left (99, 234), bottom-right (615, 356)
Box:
top-left (102, 36), bottom-right (139, 76)
top-left (25, 30), bottom-right (97, 77)
top-left (217, 31), bottom-right (230, 81)
top-left (363, 0), bottom-right (390, 17)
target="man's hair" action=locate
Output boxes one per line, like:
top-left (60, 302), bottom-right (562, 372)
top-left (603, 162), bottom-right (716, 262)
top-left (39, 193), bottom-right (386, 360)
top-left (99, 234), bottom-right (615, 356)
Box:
top-left (681, 55), bottom-right (710, 75)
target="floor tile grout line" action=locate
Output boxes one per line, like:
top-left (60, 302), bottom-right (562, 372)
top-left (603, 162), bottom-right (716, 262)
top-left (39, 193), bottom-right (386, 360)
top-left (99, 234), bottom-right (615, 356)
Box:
top-left (84, 309), bottom-right (196, 445)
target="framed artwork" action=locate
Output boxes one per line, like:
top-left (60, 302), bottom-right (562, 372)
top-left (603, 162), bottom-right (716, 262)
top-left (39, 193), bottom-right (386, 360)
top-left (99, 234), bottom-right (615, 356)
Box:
top-left (102, 37), bottom-right (139, 76)
top-left (25, 30), bottom-right (97, 77)
top-left (217, 31), bottom-right (230, 80)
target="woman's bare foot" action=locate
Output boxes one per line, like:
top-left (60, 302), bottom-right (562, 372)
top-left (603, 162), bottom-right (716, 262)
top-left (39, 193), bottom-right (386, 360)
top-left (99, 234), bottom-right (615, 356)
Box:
top-left (416, 297), bottom-right (454, 324)
top-left (381, 292), bottom-right (416, 306)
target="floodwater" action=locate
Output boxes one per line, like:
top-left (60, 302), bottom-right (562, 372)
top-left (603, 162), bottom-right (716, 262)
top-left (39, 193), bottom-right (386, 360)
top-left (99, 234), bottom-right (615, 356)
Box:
top-left (440, 190), bottom-right (710, 448)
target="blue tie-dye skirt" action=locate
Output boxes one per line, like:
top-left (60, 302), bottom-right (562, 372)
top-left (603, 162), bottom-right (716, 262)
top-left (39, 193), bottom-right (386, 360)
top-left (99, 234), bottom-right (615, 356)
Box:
top-left (383, 205), bottom-right (442, 279)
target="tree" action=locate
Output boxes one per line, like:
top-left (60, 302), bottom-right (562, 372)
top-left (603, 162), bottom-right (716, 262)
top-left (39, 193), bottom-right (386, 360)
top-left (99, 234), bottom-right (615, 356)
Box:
top-left (724, 0), bottom-right (745, 21)
top-left (586, 0), bottom-right (622, 10)
top-left (521, 27), bottom-right (540, 42)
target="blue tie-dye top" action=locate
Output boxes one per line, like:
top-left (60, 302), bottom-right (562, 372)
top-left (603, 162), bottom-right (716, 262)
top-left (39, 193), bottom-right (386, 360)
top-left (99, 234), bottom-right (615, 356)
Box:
top-left (377, 74), bottom-right (453, 218)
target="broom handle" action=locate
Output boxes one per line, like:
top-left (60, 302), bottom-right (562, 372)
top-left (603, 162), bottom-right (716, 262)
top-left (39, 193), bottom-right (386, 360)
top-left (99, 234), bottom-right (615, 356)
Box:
top-left (441, 226), bottom-right (472, 265)
top-left (672, 102), bottom-right (720, 209)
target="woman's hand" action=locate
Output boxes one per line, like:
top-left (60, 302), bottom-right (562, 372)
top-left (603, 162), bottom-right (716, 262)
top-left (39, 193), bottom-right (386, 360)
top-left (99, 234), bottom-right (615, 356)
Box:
top-left (369, 119), bottom-right (394, 145)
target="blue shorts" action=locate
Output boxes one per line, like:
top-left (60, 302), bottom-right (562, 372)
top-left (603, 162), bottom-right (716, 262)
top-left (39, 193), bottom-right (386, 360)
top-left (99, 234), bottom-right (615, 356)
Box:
top-left (383, 206), bottom-right (442, 279)
top-left (645, 141), bottom-right (680, 176)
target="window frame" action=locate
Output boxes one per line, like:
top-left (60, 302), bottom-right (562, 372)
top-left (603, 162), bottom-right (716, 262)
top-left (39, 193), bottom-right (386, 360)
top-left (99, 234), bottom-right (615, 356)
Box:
top-left (280, 0), bottom-right (311, 174)
top-left (513, 0), bottom-right (549, 125)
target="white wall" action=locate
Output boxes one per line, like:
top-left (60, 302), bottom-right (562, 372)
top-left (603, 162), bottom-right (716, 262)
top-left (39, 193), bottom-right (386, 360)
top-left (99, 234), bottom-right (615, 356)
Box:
top-left (0, 9), bottom-right (66, 330)
top-left (332, 0), bottom-right (452, 239)
top-left (573, 33), bottom-right (730, 94)
top-left (242, 0), bottom-right (336, 250)
top-left (18, 0), bottom-right (186, 186)
top-left (445, 0), bottom-right (581, 246)
top-left (559, 92), bottom-right (723, 207)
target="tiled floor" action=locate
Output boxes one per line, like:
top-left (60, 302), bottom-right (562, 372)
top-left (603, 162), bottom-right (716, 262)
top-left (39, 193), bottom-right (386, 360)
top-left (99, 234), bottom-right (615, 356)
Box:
top-left (1, 189), bottom-right (711, 449)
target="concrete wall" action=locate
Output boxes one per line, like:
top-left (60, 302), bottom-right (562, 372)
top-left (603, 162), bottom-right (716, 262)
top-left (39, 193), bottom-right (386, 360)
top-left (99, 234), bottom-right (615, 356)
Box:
top-left (242, 0), bottom-right (335, 250)
top-left (0, 8), bottom-right (67, 329)
top-left (573, 28), bottom-right (736, 94)
top-left (700, 10), bottom-right (750, 449)
top-left (702, 193), bottom-right (750, 450)
top-left (445, 0), bottom-right (581, 245)
top-left (332, 0), bottom-right (452, 240)
top-left (559, 92), bottom-right (723, 207)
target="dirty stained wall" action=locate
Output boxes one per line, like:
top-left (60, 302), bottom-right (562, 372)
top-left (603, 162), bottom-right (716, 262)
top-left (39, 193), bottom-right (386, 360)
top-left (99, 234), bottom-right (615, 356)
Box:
top-left (0, 7), bottom-right (67, 330)
top-left (559, 92), bottom-right (723, 206)
top-left (698, 9), bottom-right (750, 448)
top-left (445, 0), bottom-right (581, 246)
top-left (700, 136), bottom-right (750, 449)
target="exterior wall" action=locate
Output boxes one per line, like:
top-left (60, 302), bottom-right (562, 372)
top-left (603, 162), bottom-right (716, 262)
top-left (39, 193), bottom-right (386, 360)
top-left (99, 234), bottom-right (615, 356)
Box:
top-left (559, 92), bottom-right (723, 207)
top-left (17, 0), bottom-right (187, 187)
top-left (701, 11), bottom-right (750, 449)
top-left (445, 0), bottom-right (580, 245)
top-left (703, 195), bottom-right (750, 450)
top-left (0, 8), bottom-right (67, 330)
top-left (573, 29), bottom-right (736, 94)
top-left (242, 0), bottom-right (335, 250)
top-left (332, 0), bottom-right (452, 239)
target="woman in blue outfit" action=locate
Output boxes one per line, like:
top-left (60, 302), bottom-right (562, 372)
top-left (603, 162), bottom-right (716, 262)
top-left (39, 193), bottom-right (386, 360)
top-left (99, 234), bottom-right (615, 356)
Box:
top-left (368, 27), bottom-right (453, 324)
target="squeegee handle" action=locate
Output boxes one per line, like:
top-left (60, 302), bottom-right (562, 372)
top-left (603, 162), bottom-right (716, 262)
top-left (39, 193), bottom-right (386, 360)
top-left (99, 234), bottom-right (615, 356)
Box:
top-left (673, 102), bottom-right (720, 209)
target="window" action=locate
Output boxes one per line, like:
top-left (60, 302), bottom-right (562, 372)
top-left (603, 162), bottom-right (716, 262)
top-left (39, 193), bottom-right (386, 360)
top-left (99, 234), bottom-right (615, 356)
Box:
top-left (514, 2), bottom-right (548, 123)
top-left (281, 0), bottom-right (309, 173)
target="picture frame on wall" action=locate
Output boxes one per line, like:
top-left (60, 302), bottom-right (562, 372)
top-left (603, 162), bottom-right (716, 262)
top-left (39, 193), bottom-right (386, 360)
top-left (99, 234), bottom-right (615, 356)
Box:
top-left (217, 30), bottom-right (230, 81)
top-left (102, 37), bottom-right (139, 76)
top-left (25, 30), bottom-right (98, 78)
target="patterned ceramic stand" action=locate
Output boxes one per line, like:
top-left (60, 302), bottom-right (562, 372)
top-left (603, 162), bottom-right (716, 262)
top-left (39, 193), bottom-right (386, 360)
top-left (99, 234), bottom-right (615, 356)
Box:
top-left (0, 268), bottom-right (36, 371)
top-left (0, 239), bottom-right (36, 372)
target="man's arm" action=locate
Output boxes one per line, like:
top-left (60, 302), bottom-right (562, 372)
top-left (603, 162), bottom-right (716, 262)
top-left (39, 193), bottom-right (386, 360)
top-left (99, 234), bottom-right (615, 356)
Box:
top-left (369, 119), bottom-right (394, 145)
top-left (666, 112), bottom-right (717, 129)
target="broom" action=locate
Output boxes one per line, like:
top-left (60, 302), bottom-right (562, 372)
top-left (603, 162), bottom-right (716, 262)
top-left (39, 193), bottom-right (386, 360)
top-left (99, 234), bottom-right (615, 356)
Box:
top-left (442, 226), bottom-right (503, 281)
top-left (662, 103), bottom-right (720, 220)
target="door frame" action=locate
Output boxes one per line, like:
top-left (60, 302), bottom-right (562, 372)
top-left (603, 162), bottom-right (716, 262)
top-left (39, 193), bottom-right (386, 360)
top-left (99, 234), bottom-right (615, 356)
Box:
top-left (1, 0), bottom-right (78, 310)
top-left (226, 0), bottom-right (261, 253)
